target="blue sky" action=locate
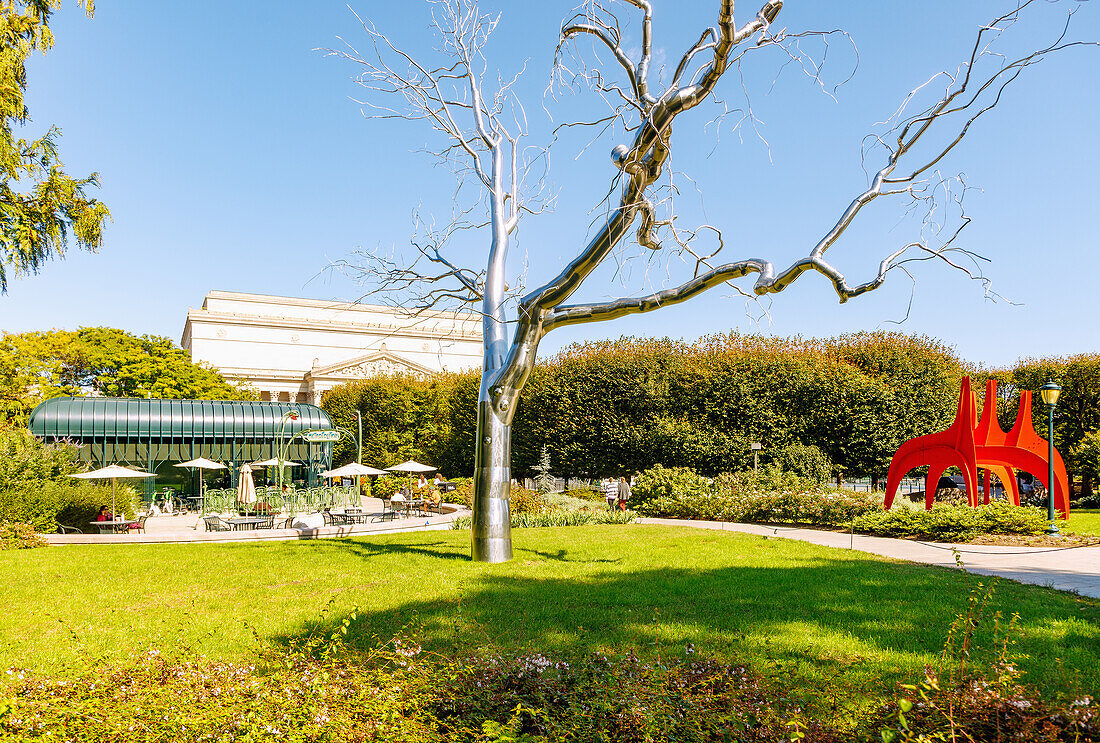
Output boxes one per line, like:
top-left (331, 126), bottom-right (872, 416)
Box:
top-left (1, 0), bottom-right (1097, 368)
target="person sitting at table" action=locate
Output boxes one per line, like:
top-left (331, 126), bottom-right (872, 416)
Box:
top-left (416, 474), bottom-right (428, 491)
top-left (95, 506), bottom-right (114, 522)
top-left (427, 488), bottom-right (441, 508)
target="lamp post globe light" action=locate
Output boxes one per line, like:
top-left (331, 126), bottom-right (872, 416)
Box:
top-left (1039, 381), bottom-right (1061, 534)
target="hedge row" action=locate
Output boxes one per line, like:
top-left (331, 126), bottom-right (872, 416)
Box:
top-left (629, 464), bottom-right (1053, 541)
top-left (323, 331), bottom-right (966, 479)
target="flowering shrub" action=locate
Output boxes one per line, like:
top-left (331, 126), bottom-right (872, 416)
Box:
top-left (851, 502), bottom-right (1049, 541)
top-left (631, 464), bottom-right (878, 526)
top-left (0, 521), bottom-right (46, 550)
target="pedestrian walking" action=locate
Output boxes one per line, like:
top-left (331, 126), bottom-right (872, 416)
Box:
top-left (603, 476), bottom-right (617, 510)
top-left (617, 476), bottom-right (632, 511)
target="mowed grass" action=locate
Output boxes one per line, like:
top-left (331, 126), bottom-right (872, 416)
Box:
top-left (2, 526), bottom-right (1097, 714)
top-left (1068, 507), bottom-right (1100, 536)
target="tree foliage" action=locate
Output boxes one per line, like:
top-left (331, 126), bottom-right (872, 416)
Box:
top-left (0, 326), bottom-right (256, 425)
top-left (0, 0), bottom-right (109, 292)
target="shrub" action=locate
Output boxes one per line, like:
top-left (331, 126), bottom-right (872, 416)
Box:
top-left (850, 503), bottom-right (1049, 542)
top-left (0, 481), bottom-right (137, 533)
top-left (0, 521), bottom-right (47, 549)
top-left (451, 509), bottom-right (636, 530)
top-left (0, 426), bottom-right (82, 490)
top-left (630, 464), bottom-right (711, 512)
top-left (445, 476), bottom-right (545, 514)
top-left (771, 442), bottom-right (832, 484)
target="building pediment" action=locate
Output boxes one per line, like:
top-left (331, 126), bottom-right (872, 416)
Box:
top-left (307, 350), bottom-right (436, 380)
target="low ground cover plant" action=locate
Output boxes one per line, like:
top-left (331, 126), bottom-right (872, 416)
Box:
top-left (3, 593), bottom-right (1095, 742)
top-left (451, 508), bottom-right (635, 530)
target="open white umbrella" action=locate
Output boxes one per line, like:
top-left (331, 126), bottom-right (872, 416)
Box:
top-left (237, 463), bottom-right (257, 506)
top-left (386, 460), bottom-right (437, 473)
top-left (70, 464), bottom-right (155, 523)
top-left (387, 460), bottom-right (437, 496)
top-left (322, 463), bottom-right (389, 478)
top-left (174, 458), bottom-right (226, 506)
top-left (250, 458), bottom-right (302, 467)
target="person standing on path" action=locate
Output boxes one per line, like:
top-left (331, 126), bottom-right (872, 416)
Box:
top-left (603, 476), bottom-right (617, 510)
top-left (617, 476), bottom-right (632, 511)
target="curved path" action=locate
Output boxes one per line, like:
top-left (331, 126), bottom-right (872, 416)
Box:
top-left (638, 517), bottom-right (1100, 598)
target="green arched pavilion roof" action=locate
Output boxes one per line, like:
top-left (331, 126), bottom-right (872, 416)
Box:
top-left (29, 397), bottom-right (332, 440)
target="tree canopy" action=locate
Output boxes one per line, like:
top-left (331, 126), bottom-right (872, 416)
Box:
top-left (0, 0), bottom-right (109, 293)
top-left (0, 327), bottom-right (256, 425)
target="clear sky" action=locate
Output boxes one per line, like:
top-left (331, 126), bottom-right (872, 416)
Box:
top-left (1, 0), bottom-right (1097, 369)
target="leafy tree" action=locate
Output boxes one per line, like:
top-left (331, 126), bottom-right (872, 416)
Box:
top-left (1071, 431), bottom-right (1100, 497)
top-left (0, 0), bottom-right (109, 292)
top-left (0, 327), bottom-right (255, 424)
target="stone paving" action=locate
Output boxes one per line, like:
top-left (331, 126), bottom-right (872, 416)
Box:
top-left (46, 498), bottom-right (466, 546)
top-left (638, 517), bottom-right (1100, 598)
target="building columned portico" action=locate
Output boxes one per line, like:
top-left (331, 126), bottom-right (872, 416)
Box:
top-left (182, 291), bottom-right (482, 401)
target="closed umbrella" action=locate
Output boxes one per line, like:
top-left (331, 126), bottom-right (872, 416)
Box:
top-left (70, 464), bottom-right (156, 524)
top-left (237, 463), bottom-right (257, 507)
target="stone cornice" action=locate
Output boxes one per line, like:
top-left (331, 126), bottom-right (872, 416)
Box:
top-left (201, 290), bottom-right (480, 323)
top-left (185, 309), bottom-right (481, 342)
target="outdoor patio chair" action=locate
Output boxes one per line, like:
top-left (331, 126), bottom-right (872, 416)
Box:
top-left (279, 517), bottom-right (296, 529)
top-left (202, 515), bottom-right (232, 532)
top-left (374, 498), bottom-right (398, 523)
top-left (127, 515), bottom-right (149, 533)
top-left (255, 516), bottom-right (275, 529)
top-left (57, 524), bottom-right (82, 534)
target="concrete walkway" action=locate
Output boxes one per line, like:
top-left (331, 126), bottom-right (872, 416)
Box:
top-left (638, 517), bottom-right (1100, 598)
top-left (47, 499), bottom-right (467, 546)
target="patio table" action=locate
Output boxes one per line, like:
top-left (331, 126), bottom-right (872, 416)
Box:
top-left (88, 520), bottom-right (132, 534)
top-left (226, 517), bottom-right (271, 531)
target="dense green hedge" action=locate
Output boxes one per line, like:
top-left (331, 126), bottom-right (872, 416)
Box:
top-left (0, 427), bottom-right (138, 533)
top-left (323, 331), bottom-right (966, 479)
top-left (0, 481), bottom-right (137, 533)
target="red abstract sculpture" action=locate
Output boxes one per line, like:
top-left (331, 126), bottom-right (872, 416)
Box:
top-left (884, 378), bottom-right (1069, 518)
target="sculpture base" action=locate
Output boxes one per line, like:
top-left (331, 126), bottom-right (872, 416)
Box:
top-left (472, 535), bottom-right (513, 563)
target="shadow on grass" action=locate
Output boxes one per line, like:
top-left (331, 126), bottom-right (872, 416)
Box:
top-left (272, 538), bottom-right (1100, 708)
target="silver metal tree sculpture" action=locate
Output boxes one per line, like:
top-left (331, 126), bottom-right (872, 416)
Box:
top-left (333, 0), bottom-right (1093, 562)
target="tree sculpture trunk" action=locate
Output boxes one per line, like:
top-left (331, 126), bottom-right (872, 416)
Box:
top-left (472, 398), bottom-right (512, 561)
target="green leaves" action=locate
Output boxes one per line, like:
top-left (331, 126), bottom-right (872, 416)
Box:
top-left (0, 1), bottom-right (108, 292)
top-left (0, 327), bottom-right (255, 425)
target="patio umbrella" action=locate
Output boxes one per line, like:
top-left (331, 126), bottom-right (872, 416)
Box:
top-left (174, 457), bottom-right (226, 504)
top-left (387, 460), bottom-right (437, 495)
top-left (237, 464), bottom-right (257, 506)
top-left (250, 458), bottom-right (302, 467)
top-left (386, 460), bottom-right (437, 473)
top-left (321, 463), bottom-right (389, 478)
top-left (70, 464), bottom-right (155, 523)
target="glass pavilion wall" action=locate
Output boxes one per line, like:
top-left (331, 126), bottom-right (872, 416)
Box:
top-left (28, 398), bottom-right (335, 498)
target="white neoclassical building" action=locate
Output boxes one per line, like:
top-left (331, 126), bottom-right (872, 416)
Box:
top-left (181, 291), bottom-right (483, 404)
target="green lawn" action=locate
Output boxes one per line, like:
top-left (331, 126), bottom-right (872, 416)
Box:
top-left (2, 525), bottom-right (1097, 717)
top-left (1068, 507), bottom-right (1100, 536)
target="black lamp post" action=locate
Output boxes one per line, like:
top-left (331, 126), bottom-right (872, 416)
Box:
top-left (1039, 381), bottom-right (1061, 534)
